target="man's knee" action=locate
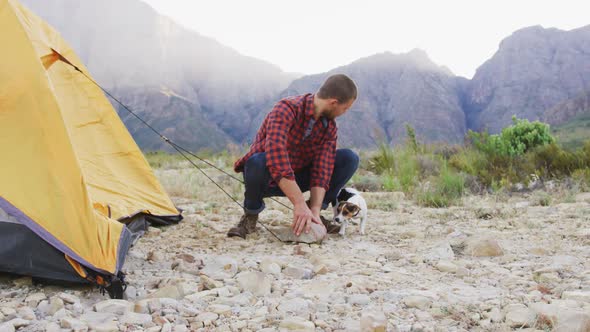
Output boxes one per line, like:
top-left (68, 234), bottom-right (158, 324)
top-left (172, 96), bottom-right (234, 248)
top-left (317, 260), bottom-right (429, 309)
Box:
top-left (336, 149), bottom-right (360, 170)
top-left (245, 153), bottom-right (267, 172)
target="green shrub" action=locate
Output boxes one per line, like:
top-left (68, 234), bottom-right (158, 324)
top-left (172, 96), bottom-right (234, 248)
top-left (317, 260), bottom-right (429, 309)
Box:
top-left (469, 116), bottom-right (555, 157)
top-left (369, 143), bottom-right (395, 175)
top-left (416, 166), bottom-right (465, 207)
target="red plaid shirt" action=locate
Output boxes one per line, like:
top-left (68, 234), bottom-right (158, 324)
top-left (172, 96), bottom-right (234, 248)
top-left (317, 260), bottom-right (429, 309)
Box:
top-left (234, 93), bottom-right (337, 191)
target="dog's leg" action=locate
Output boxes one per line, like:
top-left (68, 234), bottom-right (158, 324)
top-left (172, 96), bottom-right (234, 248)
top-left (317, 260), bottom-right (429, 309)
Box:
top-left (339, 219), bottom-right (348, 237)
top-left (360, 212), bottom-right (367, 235)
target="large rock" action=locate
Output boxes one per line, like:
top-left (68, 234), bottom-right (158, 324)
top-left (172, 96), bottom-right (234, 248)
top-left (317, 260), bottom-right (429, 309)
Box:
top-left (562, 291), bottom-right (590, 303)
top-left (277, 298), bottom-right (311, 316)
top-left (120, 312), bottom-right (153, 325)
top-left (236, 271), bottom-right (272, 296)
top-left (271, 224), bottom-right (327, 244)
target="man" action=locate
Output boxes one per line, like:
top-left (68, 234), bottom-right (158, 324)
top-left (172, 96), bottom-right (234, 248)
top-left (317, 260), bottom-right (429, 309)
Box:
top-left (229, 74), bottom-right (359, 239)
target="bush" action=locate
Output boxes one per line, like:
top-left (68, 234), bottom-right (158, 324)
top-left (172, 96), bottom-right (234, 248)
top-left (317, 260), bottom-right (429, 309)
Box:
top-left (469, 116), bottom-right (555, 157)
top-left (369, 143), bottom-right (395, 175)
top-left (417, 166), bottom-right (465, 207)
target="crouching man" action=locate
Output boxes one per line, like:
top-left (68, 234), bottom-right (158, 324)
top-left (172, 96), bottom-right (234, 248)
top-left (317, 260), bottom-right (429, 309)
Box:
top-left (229, 74), bottom-right (360, 240)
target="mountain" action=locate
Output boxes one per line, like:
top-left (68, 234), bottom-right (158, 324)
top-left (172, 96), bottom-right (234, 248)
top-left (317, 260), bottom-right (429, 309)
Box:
top-left (465, 25), bottom-right (590, 133)
top-left (17, 0), bottom-right (590, 149)
top-left (249, 50), bottom-right (467, 148)
top-left (20, 0), bottom-right (296, 151)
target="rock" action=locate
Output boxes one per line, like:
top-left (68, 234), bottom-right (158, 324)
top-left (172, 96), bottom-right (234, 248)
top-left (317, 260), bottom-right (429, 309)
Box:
top-left (147, 250), bottom-right (165, 262)
top-left (554, 312), bottom-right (590, 332)
top-left (208, 304), bottom-right (232, 316)
top-left (201, 256), bottom-right (239, 280)
top-left (279, 317), bottom-right (315, 331)
top-left (120, 312), bottom-right (153, 325)
top-left (348, 294), bottom-right (371, 306)
top-left (465, 237), bottom-right (504, 257)
top-left (283, 266), bottom-right (312, 279)
top-left (79, 312), bottom-right (117, 331)
top-left (272, 224), bottom-right (327, 244)
top-left (504, 304), bottom-right (535, 328)
top-left (562, 291), bottom-right (590, 303)
top-left (301, 281), bottom-right (335, 299)
top-left (436, 260), bottom-right (458, 273)
top-left (13, 277), bottom-right (32, 287)
top-left (59, 293), bottom-right (80, 304)
top-left (361, 312), bottom-right (387, 332)
top-left (196, 312), bottom-right (218, 323)
top-left (48, 297), bottom-right (65, 315)
top-left (148, 285), bottom-right (183, 300)
top-left (124, 286), bottom-right (137, 300)
top-left (17, 307), bottom-right (35, 320)
top-left (260, 258), bottom-right (281, 276)
top-left (7, 319), bottom-right (29, 329)
top-left (236, 271), bottom-right (272, 296)
top-left (199, 274), bottom-right (223, 290)
top-left (25, 292), bottom-right (46, 307)
top-left (44, 322), bottom-right (60, 332)
top-left (403, 296), bottom-right (432, 309)
top-left (60, 317), bottom-right (88, 331)
top-left (278, 298), bottom-right (310, 316)
top-left (487, 307), bottom-right (503, 323)
top-left (173, 325), bottom-right (188, 332)
top-left (424, 242), bottom-right (455, 262)
top-left (0, 323), bottom-right (14, 332)
top-left (94, 299), bottom-right (134, 314)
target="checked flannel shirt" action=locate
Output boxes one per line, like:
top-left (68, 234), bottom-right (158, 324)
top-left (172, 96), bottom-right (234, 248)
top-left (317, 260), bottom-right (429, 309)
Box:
top-left (234, 93), bottom-right (337, 191)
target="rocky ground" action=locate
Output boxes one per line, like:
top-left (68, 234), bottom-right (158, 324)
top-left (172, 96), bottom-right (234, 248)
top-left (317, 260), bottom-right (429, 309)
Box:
top-left (2, 189), bottom-right (590, 332)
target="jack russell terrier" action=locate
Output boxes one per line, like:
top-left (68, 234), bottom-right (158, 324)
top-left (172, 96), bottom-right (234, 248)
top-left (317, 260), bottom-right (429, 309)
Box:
top-left (332, 187), bottom-right (368, 236)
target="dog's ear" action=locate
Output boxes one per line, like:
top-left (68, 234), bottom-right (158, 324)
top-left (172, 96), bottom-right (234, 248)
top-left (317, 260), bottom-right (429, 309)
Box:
top-left (344, 202), bottom-right (361, 216)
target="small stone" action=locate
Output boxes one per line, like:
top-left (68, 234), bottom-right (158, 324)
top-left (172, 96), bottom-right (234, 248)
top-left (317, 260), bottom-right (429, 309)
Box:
top-left (148, 285), bottom-right (184, 300)
top-left (279, 317), bottom-right (315, 331)
top-left (94, 299), bottom-right (134, 314)
top-left (60, 317), bottom-right (88, 331)
top-left (48, 297), bottom-right (65, 315)
top-left (424, 242), bottom-right (455, 262)
top-left (283, 266), bottom-right (312, 279)
top-left (59, 293), bottom-right (80, 304)
top-left (0, 323), bottom-right (14, 332)
top-left (147, 250), bottom-right (165, 262)
top-left (199, 274), bottom-right (223, 290)
top-left (504, 304), bottom-right (535, 328)
top-left (120, 312), bottom-right (153, 325)
top-left (25, 292), bottom-right (46, 307)
top-left (403, 296), bottom-right (432, 309)
top-left (201, 256), bottom-right (239, 280)
top-left (45, 322), bottom-right (60, 332)
top-left (196, 312), bottom-right (218, 323)
top-left (360, 311), bottom-right (387, 332)
top-left (554, 312), bottom-right (590, 332)
top-left (173, 325), bottom-right (188, 332)
top-left (236, 271), bottom-right (272, 296)
top-left (208, 304), bottom-right (232, 316)
top-left (278, 298), bottom-right (310, 316)
top-left (13, 277), bottom-right (32, 287)
top-left (260, 259), bottom-right (281, 276)
top-left (7, 319), bottom-right (29, 329)
top-left (562, 291), bottom-right (590, 303)
top-left (80, 312), bottom-right (117, 331)
top-left (124, 286), bottom-right (137, 300)
top-left (465, 237), bottom-right (504, 257)
top-left (348, 294), bottom-right (371, 306)
top-left (17, 307), bottom-right (35, 320)
top-left (436, 260), bottom-right (458, 273)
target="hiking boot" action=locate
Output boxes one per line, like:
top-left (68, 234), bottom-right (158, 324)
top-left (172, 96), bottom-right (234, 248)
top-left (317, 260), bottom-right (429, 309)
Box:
top-left (227, 213), bottom-right (258, 239)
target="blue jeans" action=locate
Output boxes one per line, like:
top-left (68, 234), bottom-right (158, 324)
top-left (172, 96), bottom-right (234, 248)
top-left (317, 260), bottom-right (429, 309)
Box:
top-left (242, 149), bottom-right (360, 215)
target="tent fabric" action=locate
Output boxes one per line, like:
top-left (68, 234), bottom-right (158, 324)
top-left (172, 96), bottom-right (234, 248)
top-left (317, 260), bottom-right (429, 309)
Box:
top-left (0, 0), bottom-right (182, 283)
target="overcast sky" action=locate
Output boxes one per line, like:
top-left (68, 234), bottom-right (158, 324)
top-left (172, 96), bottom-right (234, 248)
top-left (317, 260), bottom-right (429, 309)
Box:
top-left (142, 0), bottom-right (589, 78)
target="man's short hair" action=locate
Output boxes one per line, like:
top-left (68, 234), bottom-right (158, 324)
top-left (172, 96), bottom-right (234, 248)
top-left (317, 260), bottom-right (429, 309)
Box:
top-left (317, 74), bottom-right (357, 103)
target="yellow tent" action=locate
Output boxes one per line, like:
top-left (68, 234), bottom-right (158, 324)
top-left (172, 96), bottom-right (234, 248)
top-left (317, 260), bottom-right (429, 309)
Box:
top-left (0, 0), bottom-right (181, 296)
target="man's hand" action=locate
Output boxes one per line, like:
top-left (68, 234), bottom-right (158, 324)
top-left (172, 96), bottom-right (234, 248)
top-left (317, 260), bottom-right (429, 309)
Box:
top-left (292, 202), bottom-right (322, 236)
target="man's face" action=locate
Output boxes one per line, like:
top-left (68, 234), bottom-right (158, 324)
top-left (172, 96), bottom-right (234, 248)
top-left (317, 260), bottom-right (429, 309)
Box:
top-left (324, 98), bottom-right (355, 120)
